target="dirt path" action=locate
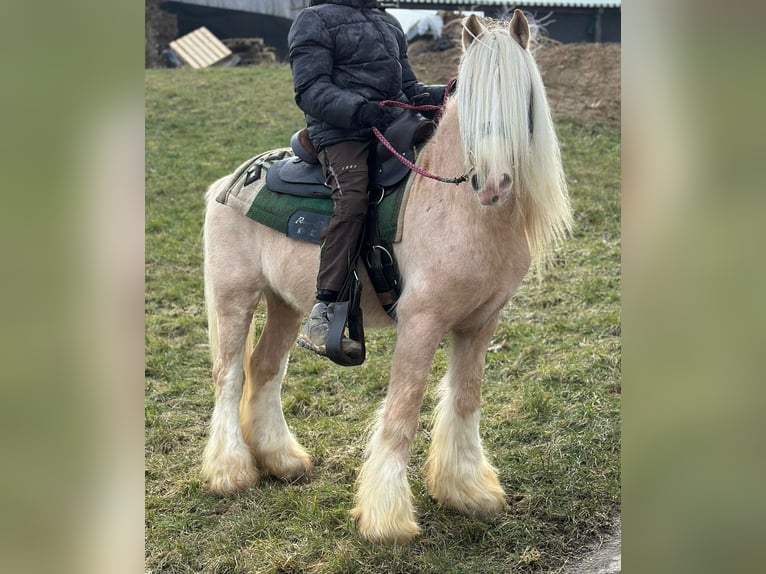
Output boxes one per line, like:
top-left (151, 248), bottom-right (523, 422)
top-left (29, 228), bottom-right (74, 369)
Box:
top-left (553, 517), bottom-right (621, 574)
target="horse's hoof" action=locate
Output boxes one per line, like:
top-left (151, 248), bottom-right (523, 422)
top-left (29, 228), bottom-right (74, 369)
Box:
top-left (350, 506), bottom-right (422, 544)
top-left (447, 489), bottom-right (508, 518)
top-left (201, 454), bottom-right (259, 495)
top-left (256, 446), bottom-right (314, 482)
top-left (426, 470), bottom-right (507, 517)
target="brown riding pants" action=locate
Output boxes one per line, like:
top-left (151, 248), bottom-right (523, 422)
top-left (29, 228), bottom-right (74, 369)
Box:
top-left (316, 140), bottom-right (371, 297)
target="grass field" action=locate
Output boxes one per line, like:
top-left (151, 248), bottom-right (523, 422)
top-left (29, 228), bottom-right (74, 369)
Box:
top-left (145, 66), bottom-right (620, 573)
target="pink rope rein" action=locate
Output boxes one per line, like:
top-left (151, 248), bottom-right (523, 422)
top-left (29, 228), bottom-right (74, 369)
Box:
top-left (373, 78), bottom-right (471, 185)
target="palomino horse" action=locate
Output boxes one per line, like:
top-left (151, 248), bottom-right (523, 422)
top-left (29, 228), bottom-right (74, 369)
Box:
top-left (201, 11), bottom-right (572, 543)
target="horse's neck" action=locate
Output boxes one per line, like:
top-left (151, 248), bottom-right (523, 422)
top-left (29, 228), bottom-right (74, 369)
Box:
top-left (422, 100), bottom-right (462, 177)
top-left (416, 102), bottom-right (469, 207)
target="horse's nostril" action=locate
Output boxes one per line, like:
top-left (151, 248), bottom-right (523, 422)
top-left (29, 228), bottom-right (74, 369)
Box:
top-left (500, 173), bottom-right (512, 188)
top-left (491, 195), bottom-right (499, 204)
top-left (470, 173), bottom-right (480, 191)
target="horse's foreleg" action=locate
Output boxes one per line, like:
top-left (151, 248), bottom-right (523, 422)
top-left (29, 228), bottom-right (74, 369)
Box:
top-left (240, 294), bottom-right (313, 481)
top-left (425, 317), bottom-right (507, 516)
top-left (202, 303), bottom-right (259, 494)
top-left (351, 316), bottom-right (444, 544)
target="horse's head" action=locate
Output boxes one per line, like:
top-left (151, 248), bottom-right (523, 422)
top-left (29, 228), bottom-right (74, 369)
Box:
top-left (454, 11), bottom-right (571, 264)
top-left (457, 11), bottom-right (534, 208)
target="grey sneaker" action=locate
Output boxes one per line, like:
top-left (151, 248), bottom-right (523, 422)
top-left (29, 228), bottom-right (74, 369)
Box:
top-left (297, 302), bottom-right (362, 358)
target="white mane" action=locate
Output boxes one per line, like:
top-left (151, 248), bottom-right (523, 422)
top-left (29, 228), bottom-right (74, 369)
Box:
top-left (456, 21), bottom-right (572, 266)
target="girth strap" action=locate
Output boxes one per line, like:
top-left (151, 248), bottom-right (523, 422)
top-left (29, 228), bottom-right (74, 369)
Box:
top-left (365, 191), bottom-right (401, 320)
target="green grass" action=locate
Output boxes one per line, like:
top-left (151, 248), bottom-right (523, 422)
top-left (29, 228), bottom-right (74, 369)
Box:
top-left (146, 66), bottom-right (620, 573)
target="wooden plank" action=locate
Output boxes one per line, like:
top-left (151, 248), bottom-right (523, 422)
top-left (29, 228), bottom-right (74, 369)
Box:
top-left (184, 33), bottom-right (216, 66)
top-left (186, 29), bottom-right (222, 65)
top-left (170, 42), bottom-right (200, 68)
top-left (170, 27), bottom-right (233, 69)
top-left (170, 37), bottom-right (204, 68)
top-left (200, 27), bottom-right (232, 59)
top-left (184, 29), bottom-right (220, 66)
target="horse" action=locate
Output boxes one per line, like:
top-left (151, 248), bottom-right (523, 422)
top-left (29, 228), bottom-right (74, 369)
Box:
top-left (200, 11), bottom-right (572, 543)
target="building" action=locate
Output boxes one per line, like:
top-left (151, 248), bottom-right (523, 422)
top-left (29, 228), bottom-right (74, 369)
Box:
top-left (383, 1), bottom-right (619, 42)
top-left (159, 1), bottom-right (308, 59)
top-left (158, 0), bottom-right (620, 60)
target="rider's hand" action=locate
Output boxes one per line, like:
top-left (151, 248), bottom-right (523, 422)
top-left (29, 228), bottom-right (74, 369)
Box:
top-left (356, 102), bottom-right (396, 130)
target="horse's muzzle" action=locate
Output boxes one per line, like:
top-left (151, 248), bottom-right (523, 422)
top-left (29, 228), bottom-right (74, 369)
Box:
top-left (474, 172), bottom-right (513, 206)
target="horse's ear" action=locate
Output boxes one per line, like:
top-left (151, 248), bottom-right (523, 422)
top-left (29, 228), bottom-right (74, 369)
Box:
top-left (462, 14), bottom-right (486, 50)
top-left (509, 9), bottom-right (530, 50)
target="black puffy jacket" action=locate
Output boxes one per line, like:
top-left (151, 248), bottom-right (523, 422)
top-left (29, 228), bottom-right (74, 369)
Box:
top-left (288, 0), bottom-right (445, 151)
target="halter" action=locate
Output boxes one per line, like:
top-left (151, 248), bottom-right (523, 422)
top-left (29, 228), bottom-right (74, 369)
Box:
top-left (373, 78), bottom-right (473, 186)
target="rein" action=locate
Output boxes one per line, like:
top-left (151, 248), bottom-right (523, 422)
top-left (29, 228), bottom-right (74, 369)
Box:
top-left (373, 78), bottom-right (472, 186)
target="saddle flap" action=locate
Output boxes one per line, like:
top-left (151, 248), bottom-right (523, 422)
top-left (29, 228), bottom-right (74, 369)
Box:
top-left (287, 210), bottom-right (330, 245)
top-left (371, 154), bottom-right (412, 189)
top-left (265, 156), bottom-right (331, 198)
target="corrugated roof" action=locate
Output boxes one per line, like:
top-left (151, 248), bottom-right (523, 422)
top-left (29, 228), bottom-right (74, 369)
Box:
top-left (163, 1), bottom-right (307, 19)
top-left (385, 1), bottom-right (620, 7)
top-left (168, 1), bottom-right (621, 12)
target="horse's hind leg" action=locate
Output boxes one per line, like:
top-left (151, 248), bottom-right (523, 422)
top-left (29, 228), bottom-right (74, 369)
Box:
top-left (425, 318), bottom-right (507, 516)
top-left (202, 297), bottom-right (260, 494)
top-left (240, 294), bottom-right (313, 481)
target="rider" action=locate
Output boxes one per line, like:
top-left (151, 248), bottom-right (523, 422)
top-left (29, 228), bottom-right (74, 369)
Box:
top-left (288, 0), bottom-right (446, 358)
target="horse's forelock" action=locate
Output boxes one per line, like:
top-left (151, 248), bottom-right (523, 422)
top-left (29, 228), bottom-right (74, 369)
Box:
top-left (456, 27), bottom-right (532, 178)
top-left (456, 23), bottom-right (572, 266)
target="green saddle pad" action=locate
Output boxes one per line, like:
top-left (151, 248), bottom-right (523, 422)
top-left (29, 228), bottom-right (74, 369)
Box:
top-left (215, 148), bottom-right (410, 245)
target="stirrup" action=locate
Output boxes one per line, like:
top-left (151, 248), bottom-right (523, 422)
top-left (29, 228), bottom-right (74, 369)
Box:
top-left (325, 272), bottom-right (365, 367)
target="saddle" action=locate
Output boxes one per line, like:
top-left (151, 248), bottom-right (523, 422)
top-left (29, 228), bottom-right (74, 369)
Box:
top-left (265, 109), bottom-right (435, 196)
